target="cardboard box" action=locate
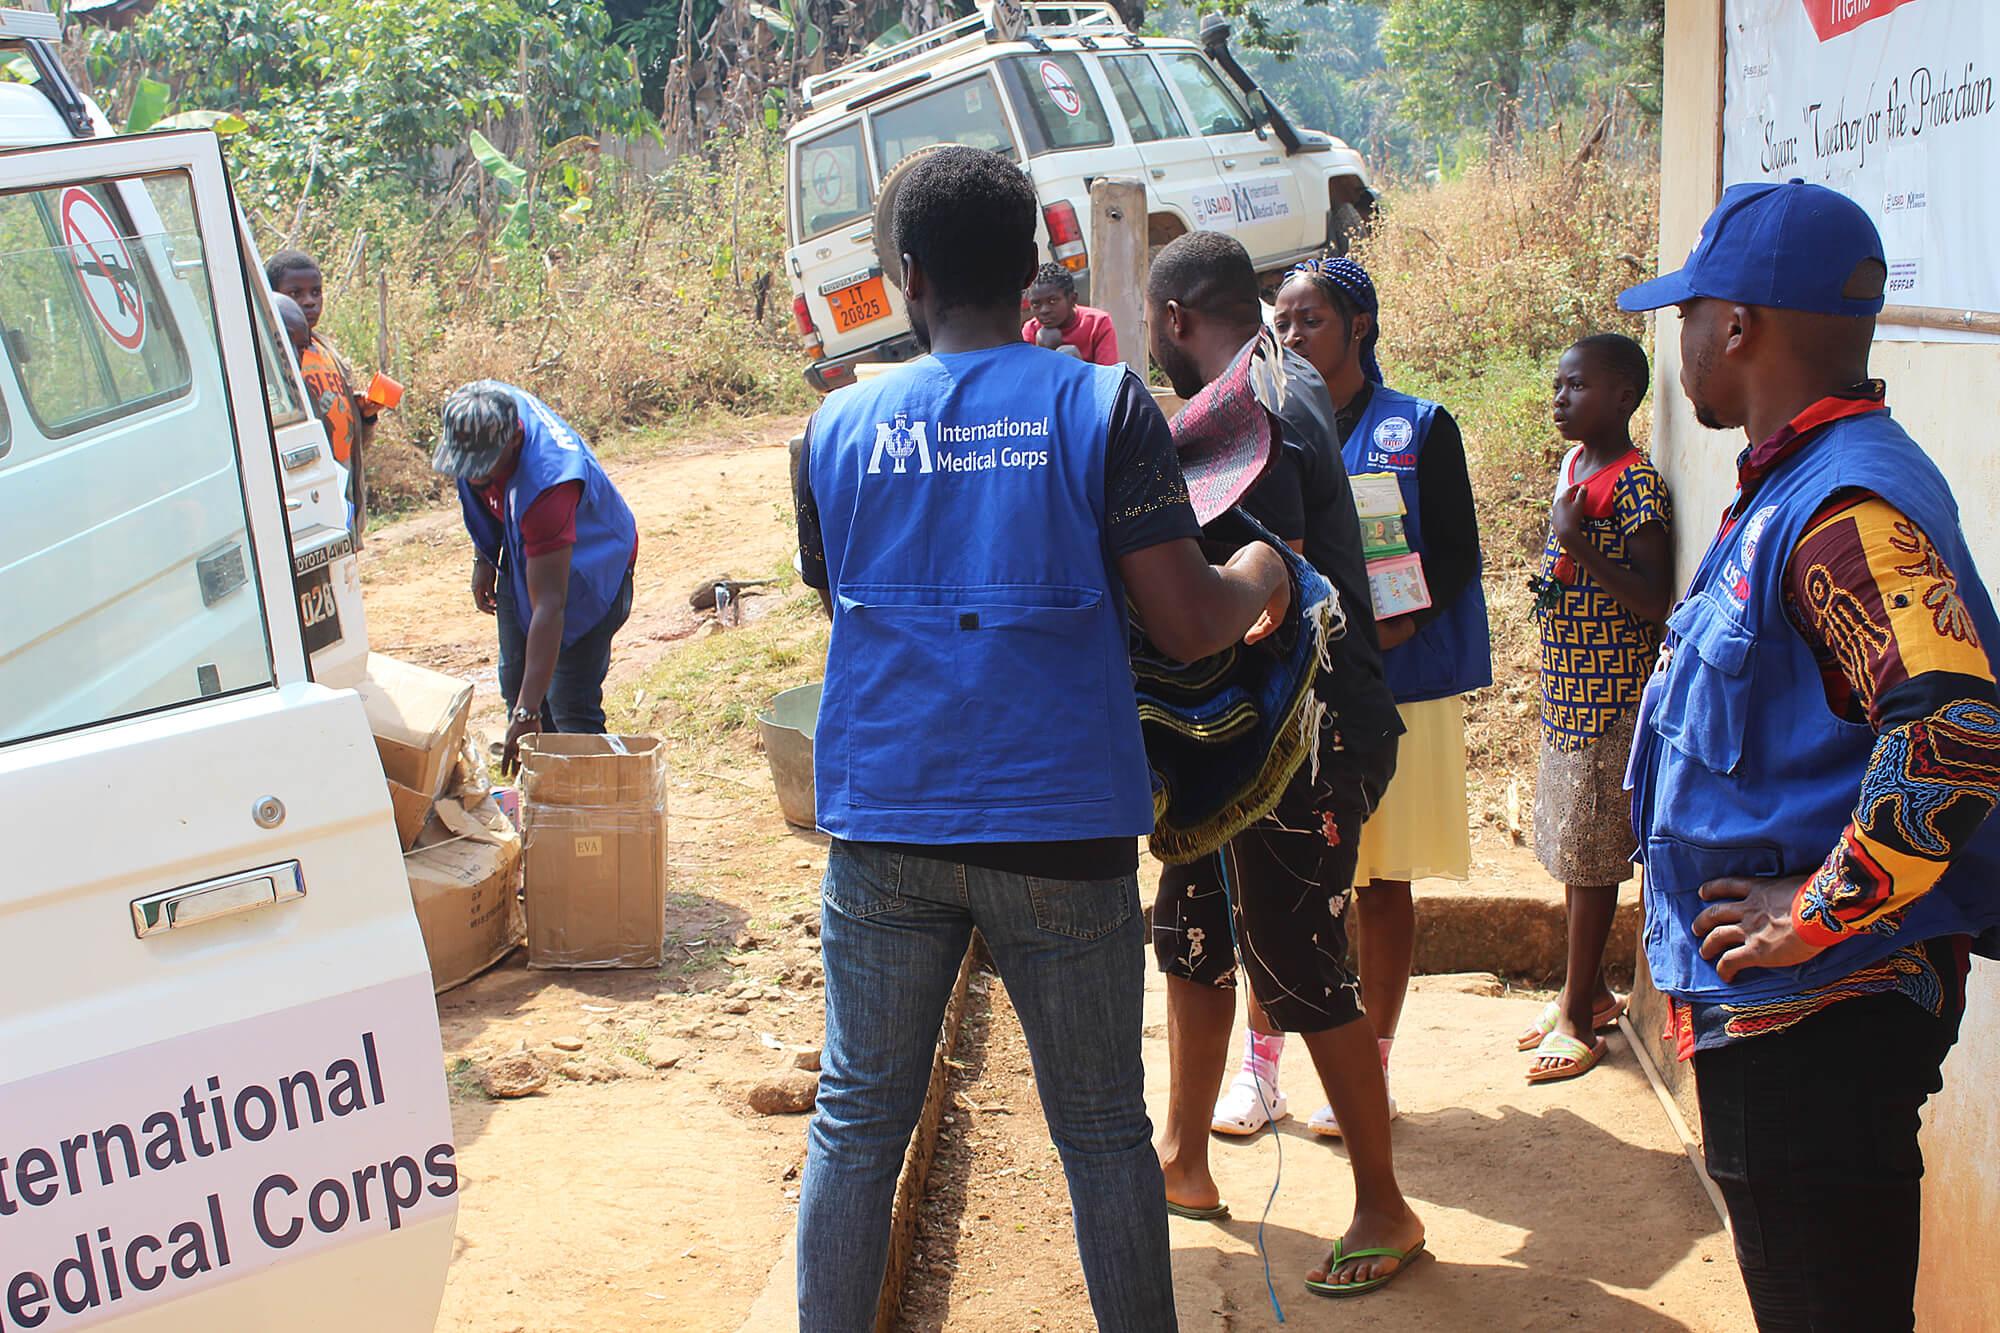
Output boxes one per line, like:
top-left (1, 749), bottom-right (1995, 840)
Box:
top-left (403, 794), bottom-right (523, 993)
top-left (356, 653), bottom-right (473, 798)
top-left (519, 735), bottom-right (668, 969)
top-left (387, 779), bottom-right (432, 853)
top-left (1367, 552), bottom-right (1433, 619)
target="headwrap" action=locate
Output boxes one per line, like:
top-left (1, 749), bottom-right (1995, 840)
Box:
top-left (1135, 331), bottom-right (1346, 864)
top-left (1284, 255), bottom-right (1383, 386)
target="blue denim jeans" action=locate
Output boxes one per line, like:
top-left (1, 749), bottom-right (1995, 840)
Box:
top-left (797, 839), bottom-right (1176, 1332)
top-left (495, 563), bottom-right (633, 733)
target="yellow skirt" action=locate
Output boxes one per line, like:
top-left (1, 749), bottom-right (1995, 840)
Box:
top-left (1355, 693), bottom-right (1471, 883)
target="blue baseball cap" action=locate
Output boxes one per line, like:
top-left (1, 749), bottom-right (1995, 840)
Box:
top-left (1618, 179), bottom-right (1886, 316)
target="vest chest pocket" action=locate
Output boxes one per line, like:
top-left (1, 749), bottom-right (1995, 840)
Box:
top-left (837, 585), bottom-right (1114, 811)
top-left (1649, 592), bottom-right (1755, 776)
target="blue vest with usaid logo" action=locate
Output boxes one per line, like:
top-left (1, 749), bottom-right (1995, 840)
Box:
top-left (1341, 385), bottom-right (1493, 703)
top-left (456, 386), bottom-right (637, 649)
top-left (808, 344), bottom-right (1156, 844)
top-left (1630, 408), bottom-right (2000, 1004)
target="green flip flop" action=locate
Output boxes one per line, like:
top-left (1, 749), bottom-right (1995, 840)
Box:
top-left (1304, 1237), bottom-right (1428, 1298)
top-left (1165, 1199), bottom-right (1231, 1222)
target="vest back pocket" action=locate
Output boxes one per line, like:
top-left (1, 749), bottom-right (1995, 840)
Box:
top-left (838, 585), bottom-right (1115, 811)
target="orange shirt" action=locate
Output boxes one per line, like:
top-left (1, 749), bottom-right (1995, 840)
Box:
top-left (299, 338), bottom-right (358, 464)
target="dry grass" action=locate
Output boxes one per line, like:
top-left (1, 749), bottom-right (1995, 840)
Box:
top-left (266, 132), bottom-right (816, 519)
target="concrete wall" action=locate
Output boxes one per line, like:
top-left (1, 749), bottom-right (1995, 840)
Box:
top-left (1649, 4), bottom-right (2000, 1327)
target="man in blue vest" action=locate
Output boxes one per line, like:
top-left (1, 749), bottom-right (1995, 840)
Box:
top-left (1620, 181), bottom-right (2000, 1331)
top-left (791, 146), bottom-right (1292, 1332)
top-left (433, 380), bottom-right (638, 773)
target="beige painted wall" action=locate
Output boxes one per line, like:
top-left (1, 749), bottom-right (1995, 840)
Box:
top-left (1651, 3), bottom-right (2000, 1328)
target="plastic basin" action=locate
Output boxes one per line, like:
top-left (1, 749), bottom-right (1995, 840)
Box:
top-left (756, 681), bottom-right (822, 829)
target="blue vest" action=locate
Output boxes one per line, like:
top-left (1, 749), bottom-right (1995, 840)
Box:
top-left (456, 386), bottom-right (637, 649)
top-left (1630, 408), bottom-right (2000, 1003)
top-left (808, 345), bottom-right (1155, 843)
top-left (1342, 385), bottom-right (1493, 703)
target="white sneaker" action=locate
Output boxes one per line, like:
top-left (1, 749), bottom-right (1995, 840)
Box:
top-left (1306, 1085), bottom-right (1399, 1139)
top-left (1211, 1072), bottom-right (1288, 1136)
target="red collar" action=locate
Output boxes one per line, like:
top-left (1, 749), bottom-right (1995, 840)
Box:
top-left (475, 455), bottom-right (517, 497)
top-left (1734, 381), bottom-right (1886, 497)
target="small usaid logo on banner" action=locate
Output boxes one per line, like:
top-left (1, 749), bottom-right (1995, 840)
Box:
top-left (1039, 60), bottom-right (1082, 116)
top-left (868, 412), bottom-right (933, 474)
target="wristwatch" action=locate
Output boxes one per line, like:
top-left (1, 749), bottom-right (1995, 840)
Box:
top-left (510, 704), bottom-right (538, 725)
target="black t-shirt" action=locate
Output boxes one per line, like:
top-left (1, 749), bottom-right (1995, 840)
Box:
top-left (1239, 350), bottom-right (1403, 753)
top-left (794, 369), bottom-right (1200, 879)
top-left (1333, 382), bottom-right (1478, 636)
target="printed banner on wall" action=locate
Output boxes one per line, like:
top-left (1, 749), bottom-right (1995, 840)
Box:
top-left (1723, 0), bottom-right (1998, 319)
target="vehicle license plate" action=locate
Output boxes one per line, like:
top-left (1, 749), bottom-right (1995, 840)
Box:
top-left (296, 562), bottom-right (341, 654)
top-left (827, 275), bottom-right (889, 333)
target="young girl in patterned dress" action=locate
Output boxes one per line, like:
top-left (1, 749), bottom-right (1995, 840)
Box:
top-left (1520, 334), bottom-right (1675, 1081)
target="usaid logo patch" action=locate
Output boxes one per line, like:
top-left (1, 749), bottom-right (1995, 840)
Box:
top-left (1722, 503), bottom-right (1779, 605)
top-left (867, 412), bottom-right (932, 475)
top-left (1373, 417), bottom-right (1414, 452)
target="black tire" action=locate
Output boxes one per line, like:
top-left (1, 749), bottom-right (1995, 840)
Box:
top-left (1330, 201), bottom-right (1366, 256)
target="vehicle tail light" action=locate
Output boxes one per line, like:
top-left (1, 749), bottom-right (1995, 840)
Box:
top-left (1043, 200), bottom-right (1087, 272)
top-left (793, 294), bottom-right (824, 358)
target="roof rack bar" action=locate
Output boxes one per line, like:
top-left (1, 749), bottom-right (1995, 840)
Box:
top-left (801, 0), bottom-right (1127, 109)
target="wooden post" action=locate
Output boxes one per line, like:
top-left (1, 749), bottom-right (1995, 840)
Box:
top-left (1088, 177), bottom-right (1148, 381)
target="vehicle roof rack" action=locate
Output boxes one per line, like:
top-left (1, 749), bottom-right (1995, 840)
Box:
top-left (800, 1), bottom-right (1129, 110)
top-left (0, 0), bottom-right (59, 40)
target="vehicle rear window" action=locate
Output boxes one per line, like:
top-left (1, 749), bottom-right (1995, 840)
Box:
top-left (1101, 54), bottom-right (1188, 143)
top-left (872, 74), bottom-right (1018, 174)
top-left (1002, 54), bottom-right (1114, 155)
top-left (1164, 54), bottom-right (1253, 137)
top-left (796, 120), bottom-right (874, 242)
top-left (0, 182), bottom-right (189, 437)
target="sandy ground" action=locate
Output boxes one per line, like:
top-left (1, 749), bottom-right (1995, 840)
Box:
top-left (352, 420), bottom-right (1745, 1331)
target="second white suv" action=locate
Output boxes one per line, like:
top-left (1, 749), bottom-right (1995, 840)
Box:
top-left (783, 1), bottom-right (1373, 390)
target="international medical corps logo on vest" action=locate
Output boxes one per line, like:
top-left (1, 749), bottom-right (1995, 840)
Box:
top-left (868, 411), bottom-right (933, 475)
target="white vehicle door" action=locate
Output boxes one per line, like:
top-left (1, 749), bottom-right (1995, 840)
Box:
top-left (788, 116), bottom-right (901, 361)
top-left (0, 130), bottom-right (454, 1332)
top-left (1157, 50), bottom-right (1308, 265)
top-left (1095, 51), bottom-right (1215, 240)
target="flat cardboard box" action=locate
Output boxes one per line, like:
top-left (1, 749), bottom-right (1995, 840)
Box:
top-left (403, 796), bottom-right (524, 993)
top-left (519, 734), bottom-right (668, 969)
top-left (387, 779), bottom-right (432, 853)
top-left (356, 653), bottom-right (473, 798)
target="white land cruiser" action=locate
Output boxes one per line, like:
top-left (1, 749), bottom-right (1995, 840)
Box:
top-left (783, 0), bottom-right (1374, 390)
top-left (0, 95), bottom-right (452, 1333)
top-left (0, 27), bottom-right (369, 703)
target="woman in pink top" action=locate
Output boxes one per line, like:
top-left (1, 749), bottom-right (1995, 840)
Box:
top-left (1023, 261), bottom-right (1121, 364)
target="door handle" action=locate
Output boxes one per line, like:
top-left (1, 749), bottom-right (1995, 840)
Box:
top-left (1221, 159), bottom-right (1238, 169)
top-left (1149, 168), bottom-right (1165, 179)
top-left (848, 225), bottom-right (873, 242)
top-left (132, 861), bottom-right (306, 938)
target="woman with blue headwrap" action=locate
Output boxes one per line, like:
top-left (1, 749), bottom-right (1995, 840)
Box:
top-left (1238, 256), bottom-right (1490, 1136)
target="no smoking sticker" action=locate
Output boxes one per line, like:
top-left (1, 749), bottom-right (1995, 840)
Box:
top-left (1039, 59), bottom-right (1082, 117)
top-left (61, 186), bottom-right (146, 353)
top-left (809, 149), bottom-right (843, 208)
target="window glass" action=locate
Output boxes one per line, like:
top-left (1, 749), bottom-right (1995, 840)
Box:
top-left (1102, 55), bottom-right (1187, 143)
top-left (1164, 54), bottom-right (1253, 136)
top-left (247, 264), bottom-right (307, 427)
top-left (796, 120), bottom-right (875, 241)
top-left (871, 74), bottom-right (1018, 175)
top-left (0, 169), bottom-right (273, 747)
top-left (1002, 54), bottom-right (1114, 155)
top-left (0, 183), bottom-right (189, 437)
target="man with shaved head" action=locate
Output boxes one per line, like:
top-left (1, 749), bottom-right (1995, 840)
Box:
top-left (1621, 181), bottom-right (2000, 1331)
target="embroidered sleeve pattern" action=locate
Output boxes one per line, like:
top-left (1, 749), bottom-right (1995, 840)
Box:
top-left (1784, 498), bottom-right (2000, 945)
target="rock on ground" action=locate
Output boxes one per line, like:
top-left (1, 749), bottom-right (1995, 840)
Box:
top-left (749, 1070), bottom-right (819, 1115)
top-left (480, 1053), bottom-right (549, 1099)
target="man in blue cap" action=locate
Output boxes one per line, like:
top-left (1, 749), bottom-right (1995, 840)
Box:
top-left (433, 380), bottom-right (638, 773)
top-left (1621, 181), bottom-right (2000, 1330)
